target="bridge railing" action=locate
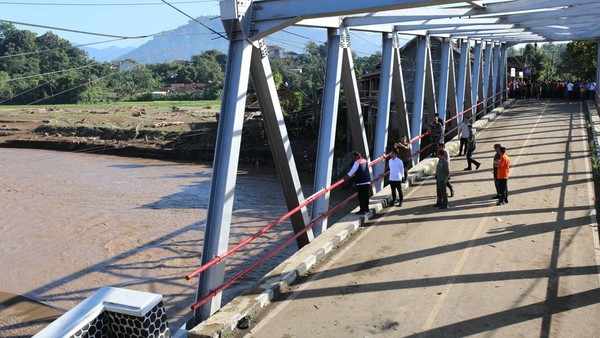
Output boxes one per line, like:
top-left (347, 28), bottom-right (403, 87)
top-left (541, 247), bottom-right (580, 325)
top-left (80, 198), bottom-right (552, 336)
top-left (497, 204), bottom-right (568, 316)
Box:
top-left (185, 90), bottom-right (507, 312)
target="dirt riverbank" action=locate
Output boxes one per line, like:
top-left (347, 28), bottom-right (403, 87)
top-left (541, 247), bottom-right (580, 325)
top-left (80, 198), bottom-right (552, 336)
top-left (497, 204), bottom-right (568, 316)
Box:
top-left (0, 105), bottom-right (276, 163)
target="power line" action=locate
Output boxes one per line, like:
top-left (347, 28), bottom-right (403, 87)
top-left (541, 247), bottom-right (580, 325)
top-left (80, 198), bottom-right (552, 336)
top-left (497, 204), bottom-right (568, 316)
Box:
top-left (0, 19), bottom-right (155, 39)
top-left (281, 29), bottom-right (326, 45)
top-left (159, 0), bottom-right (227, 40)
top-left (0, 1), bottom-right (216, 6)
top-left (0, 38), bottom-right (127, 60)
top-left (0, 62), bottom-right (102, 84)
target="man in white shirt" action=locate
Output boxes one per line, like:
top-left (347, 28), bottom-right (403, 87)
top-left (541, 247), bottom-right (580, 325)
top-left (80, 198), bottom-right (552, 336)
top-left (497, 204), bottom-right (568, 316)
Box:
top-left (566, 80), bottom-right (574, 101)
top-left (458, 116), bottom-right (471, 156)
top-left (387, 150), bottom-right (404, 206)
top-left (588, 81), bottom-right (597, 100)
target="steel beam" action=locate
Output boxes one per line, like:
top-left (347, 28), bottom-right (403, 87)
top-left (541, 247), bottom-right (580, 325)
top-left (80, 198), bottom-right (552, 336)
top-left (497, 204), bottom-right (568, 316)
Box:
top-left (456, 39), bottom-right (469, 124)
top-left (425, 39), bottom-right (437, 137)
top-left (373, 33), bottom-right (394, 191)
top-left (499, 43), bottom-right (507, 103)
top-left (249, 40), bottom-right (313, 248)
top-left (392, 34), bottom-right (410, 142)
top-left (410, 35), bottom-right (428, 164)
top-left (471, 41), bottom-right (483, 119)
top-left (248, 0), bottom-right (466, 40)
top-left (340, 28), bottom-right (371, 181)
top-left (311, 28), bottom-right (343, 235)
top-left (194, 25), bottom-right (253, 323)
top-left (446, 44), bottom-right (458, 138)
top-left (437, 38), bottom-right (451, 125)
top-left (482, 42), bottom-right (492, 113)
top-left (492, 43), bottom-right (500, 107)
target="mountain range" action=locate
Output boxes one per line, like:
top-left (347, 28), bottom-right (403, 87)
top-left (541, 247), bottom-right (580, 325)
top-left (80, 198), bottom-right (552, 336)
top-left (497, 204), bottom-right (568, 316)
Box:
top-left (81, 16), bottom-right (382, 64)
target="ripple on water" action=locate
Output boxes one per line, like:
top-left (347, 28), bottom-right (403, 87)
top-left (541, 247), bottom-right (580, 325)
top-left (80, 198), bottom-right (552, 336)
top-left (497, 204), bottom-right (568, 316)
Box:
top-left (0, 148), bottom-right (354, 335)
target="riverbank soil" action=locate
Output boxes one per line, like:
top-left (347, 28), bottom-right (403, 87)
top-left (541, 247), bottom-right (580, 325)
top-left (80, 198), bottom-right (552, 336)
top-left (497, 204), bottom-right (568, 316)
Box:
top-left (0, 105), bottom-right (227, 162)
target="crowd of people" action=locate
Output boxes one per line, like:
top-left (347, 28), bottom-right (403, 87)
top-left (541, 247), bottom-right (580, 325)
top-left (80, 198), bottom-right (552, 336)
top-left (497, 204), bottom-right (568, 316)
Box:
top-left (508, 78), bottom-right (597, 101)
top-left (344, 118), bottom-right (511, 213)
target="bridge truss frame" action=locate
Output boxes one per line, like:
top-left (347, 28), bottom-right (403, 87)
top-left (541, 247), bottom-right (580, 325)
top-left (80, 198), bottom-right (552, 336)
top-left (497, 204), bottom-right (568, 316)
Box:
top-left (193, 0), bottom-right (600, 323)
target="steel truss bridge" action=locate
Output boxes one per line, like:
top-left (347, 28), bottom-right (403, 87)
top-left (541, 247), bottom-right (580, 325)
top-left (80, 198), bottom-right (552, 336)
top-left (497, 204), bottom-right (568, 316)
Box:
top-left (192, 0), bottom-right (600, 324)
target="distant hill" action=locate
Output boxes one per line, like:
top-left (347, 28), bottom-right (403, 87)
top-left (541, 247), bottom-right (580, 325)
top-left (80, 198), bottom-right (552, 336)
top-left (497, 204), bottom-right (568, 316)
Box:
top-left (113, 16), bottom-right (382, 64)
top-left (82, 45), bottom-right (135, 62)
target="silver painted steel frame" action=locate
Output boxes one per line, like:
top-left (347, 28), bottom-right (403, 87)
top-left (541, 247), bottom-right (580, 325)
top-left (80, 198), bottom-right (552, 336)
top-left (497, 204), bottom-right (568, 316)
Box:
top-left (195, 0), bottom-right (600, 324)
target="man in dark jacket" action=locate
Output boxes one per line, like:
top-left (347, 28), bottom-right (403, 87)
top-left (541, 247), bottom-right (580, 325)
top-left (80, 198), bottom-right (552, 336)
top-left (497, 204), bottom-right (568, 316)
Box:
top-left (465, 125), bottom-right (481, 171)
top-left (435, 150), bottom-right (450, 209)
top-left (346, 152), bottom-right (371, 215)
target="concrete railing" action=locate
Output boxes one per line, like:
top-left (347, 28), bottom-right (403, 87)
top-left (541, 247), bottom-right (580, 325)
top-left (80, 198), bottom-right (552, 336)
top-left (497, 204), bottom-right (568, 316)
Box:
top-left (34, 286), bottom-right (170, 338)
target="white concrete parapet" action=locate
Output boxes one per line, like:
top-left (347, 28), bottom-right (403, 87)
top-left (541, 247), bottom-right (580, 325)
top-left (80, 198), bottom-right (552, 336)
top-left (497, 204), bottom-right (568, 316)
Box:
top-left (34, 286), bottom-right (170, 338)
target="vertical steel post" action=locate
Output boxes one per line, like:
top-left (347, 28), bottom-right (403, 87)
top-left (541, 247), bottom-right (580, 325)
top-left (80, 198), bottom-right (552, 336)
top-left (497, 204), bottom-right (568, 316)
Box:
top-left (424, 42), bottom-right (437, 127)
top-left (492, 43), bottom-right (500, 107)
top-left (311, 28), bottom-right (343, 235)
top-left (446, 42), bottom-right (458, 137)
top-left (410, 35), bottom-right (428, 164)
top-left (340, 28), bottom-right (371, 177)
top-left (437, 37), bottom-right (451, 123)
top-left (482, 42), bottom-right (492, 114)
top-left (471, 41), bottom-right (483, 118)
top-left (373, 32), bottom-right (394, 191)
top-left (250, 40), bottom-right (313, 248)
top-left (194, 22), bottom-right (253, 323)
top-left (456, 39), bottom-right (469, 124)
top-left (499, 43), bottom-right (507, 103)
top-left (392, 33), bottom-right (410, 142)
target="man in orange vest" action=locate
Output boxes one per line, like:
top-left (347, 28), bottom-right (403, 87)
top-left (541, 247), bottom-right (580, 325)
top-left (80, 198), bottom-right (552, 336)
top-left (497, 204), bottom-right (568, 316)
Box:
top-left (495, 146), bottom-right (510, 205)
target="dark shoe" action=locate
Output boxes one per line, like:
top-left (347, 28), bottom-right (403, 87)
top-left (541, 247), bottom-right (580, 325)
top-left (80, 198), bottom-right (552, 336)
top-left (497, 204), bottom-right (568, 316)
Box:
top-left (504, 199), bottom-right (508, 203)
top-left (476, 163), bottom-right (481, 170)
top-left (458, 153), bottom-right (463, 156)
top-left (463, 167), bottom-right (472, 171)
top-left (398, 202), bottom-right (403, 207)
top-left (496, 201), bottom-right (504, 206)
top-left (449, 190), bottom-right (454, 198)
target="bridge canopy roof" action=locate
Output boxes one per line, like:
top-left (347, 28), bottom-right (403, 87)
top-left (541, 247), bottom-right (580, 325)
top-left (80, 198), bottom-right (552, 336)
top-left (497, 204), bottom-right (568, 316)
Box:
top-left (242, 0), bottom-right (600, 44)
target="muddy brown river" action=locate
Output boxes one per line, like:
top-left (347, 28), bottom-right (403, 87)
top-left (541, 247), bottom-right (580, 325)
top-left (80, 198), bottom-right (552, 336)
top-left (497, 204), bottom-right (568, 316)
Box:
top-left (0, 148), bottom-right (354, 336)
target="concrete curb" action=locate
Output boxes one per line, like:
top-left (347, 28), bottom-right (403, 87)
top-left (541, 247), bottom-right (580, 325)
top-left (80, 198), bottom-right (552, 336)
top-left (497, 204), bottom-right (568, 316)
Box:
top-left (188, 100), bottom-right (513, 338)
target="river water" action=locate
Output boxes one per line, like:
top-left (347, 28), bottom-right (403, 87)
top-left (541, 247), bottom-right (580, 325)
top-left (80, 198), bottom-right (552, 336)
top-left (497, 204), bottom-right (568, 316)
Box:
top-left (0, 148), bottom-right (354, 336)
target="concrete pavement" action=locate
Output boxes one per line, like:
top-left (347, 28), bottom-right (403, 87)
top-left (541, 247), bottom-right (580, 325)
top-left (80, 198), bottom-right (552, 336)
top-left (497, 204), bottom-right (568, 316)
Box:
top-left (190, 100), bottom-right (600, 338)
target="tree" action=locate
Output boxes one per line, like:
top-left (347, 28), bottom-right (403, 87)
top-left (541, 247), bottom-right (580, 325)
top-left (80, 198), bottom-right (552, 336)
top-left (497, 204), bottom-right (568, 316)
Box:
top-left (557, 41), bottom-right (597, 81)
top-left (36, 32), bottom-right (90, 103)
top-left (0, 71), bottom-right (12, 100)
top-left (109, 66), bottom-right (158, 100)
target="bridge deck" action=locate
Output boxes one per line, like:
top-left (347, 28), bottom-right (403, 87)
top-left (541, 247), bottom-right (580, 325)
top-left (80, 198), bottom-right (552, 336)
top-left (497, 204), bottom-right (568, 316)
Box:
top-left (194, 100), bottom-right (600, 337)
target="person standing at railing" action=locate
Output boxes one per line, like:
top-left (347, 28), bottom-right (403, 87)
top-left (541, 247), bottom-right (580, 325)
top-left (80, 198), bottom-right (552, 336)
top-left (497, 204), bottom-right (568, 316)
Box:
top-left (428, 113), bottom-right (443, 156)
top-left (491, 143), bottom-right (502, 199)
top-left (496, 146), bottom-right (510, 206)
top-left (386, 150), bottom-right (404, 207)
top-left (434, 149), bottom-right (450, 209)
top-left (458, 116), bottom-right (471, 156)
top-left (464, 124), bottom-right (481, 171)
top-left (394, 135), bottom-right (412, 182)
top-left (345, 151), bottom-right (371, 215)
top-left (588, 80), bottom-right (597, 100)
top-left (438, 143), bottom-right (454, 198)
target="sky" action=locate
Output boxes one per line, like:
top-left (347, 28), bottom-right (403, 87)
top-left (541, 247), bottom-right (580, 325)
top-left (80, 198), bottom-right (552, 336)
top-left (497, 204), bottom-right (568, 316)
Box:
top-left (0, 0), bottom-right (222, 49)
